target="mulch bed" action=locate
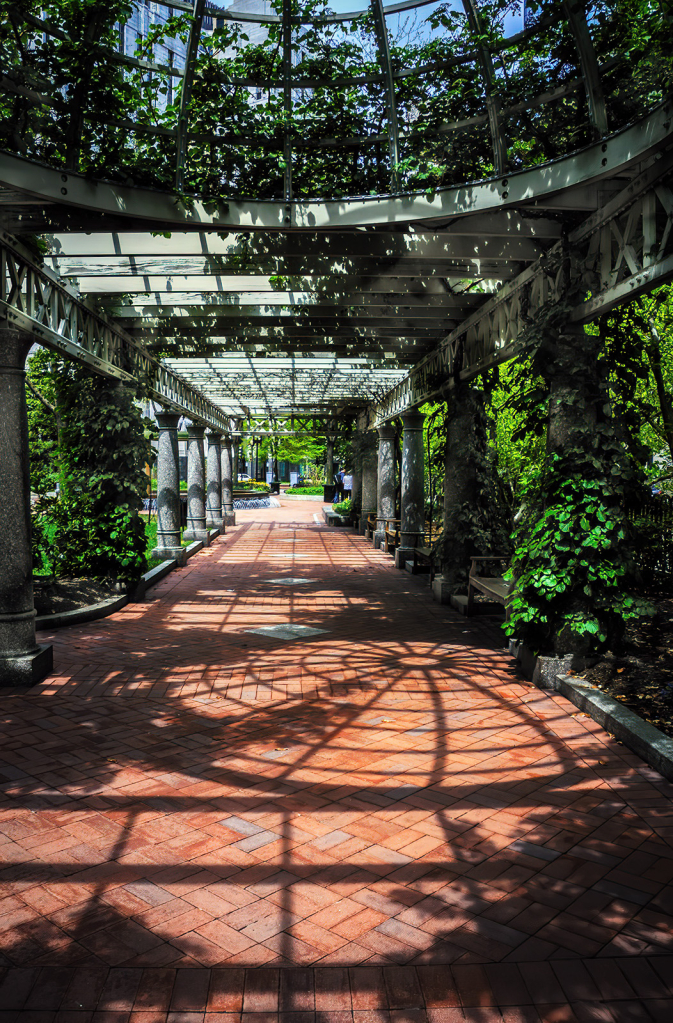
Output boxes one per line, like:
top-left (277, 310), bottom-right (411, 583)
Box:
top-left (33, 577), bottom-right (117, 616)
top-left (581, 587), bottom-right (673, 739)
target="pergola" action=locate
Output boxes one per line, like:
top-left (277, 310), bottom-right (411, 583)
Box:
top-left (1, 0), bottom-right (672, 682)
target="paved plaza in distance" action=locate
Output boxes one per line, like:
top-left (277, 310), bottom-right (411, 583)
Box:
top-left (0, 501), bottom-right (672, 1020)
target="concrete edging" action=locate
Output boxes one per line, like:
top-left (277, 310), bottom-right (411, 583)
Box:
top-left (36, 550), bottom-right (190, 628)
top-left (282, 493), bottom-right (325, 501)
top-left (556, 674), bottom-right (673, 782)
top-left (36, 594), bottom-right (129, 630)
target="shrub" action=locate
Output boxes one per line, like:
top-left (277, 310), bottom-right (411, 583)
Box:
top-left (333, 498), bottom-right (353, 516)
top-left (286, 485), bottom-right (323, 495)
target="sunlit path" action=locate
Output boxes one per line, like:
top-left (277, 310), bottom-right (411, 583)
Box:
top-left (0, 501), bottom-right (671, 1018)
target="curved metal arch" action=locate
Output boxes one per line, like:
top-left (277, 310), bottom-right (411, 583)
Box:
top-left (562, 0), bottom-right (609, 137)
top-left (2, 100), bottom-right (670, 229)
top-left (175, 0), bottom-right (206, 192)
top-left (461, 0), bottom-right (507, 177)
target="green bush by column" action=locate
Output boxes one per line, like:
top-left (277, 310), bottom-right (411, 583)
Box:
top-left (29, 356), bottom-right (151, 585)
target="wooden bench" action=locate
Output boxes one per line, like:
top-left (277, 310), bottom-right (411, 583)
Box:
top-left (383, 518), bottom-right (400, 554)
top-left (410, 526), bottom-right (442, 580)
top-left (366, 513), bottom-right (377, 539)
top-left (467, 556), bottom-right (513, 616)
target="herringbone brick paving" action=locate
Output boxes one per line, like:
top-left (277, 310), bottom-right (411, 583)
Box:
top-left (0, 501), bottom-right (672, 1020)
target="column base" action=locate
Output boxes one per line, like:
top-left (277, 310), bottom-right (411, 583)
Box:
top-left (0, 644), bottom-right (53, 687)
top-left (206, 516), bottom-right (224, 530)
top-left (431, 574), bottom-right (454, 604)
top-left (151, 545), bottom-right (187, 566)
top-left (395, 546), bottom-right (417, 570)
top-left (223, 511), bottom-right (236, 526)
top-left (373, 530), bottom-right (386, 549)
top-left (359, 515), bottom-right (373, 537)
top-left (183, 529), bottom-right (210, 545)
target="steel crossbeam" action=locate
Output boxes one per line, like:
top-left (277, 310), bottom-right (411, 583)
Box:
top-left (0, 232), bottom-right (231, 432)
top-left (370, 151), bottom-right (673, 424)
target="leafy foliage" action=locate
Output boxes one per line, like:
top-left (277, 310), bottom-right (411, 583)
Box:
top-left (503, 263), bottom-right (656, 655)
top-left (29, 356), bottom-right (151, 585)
top-left (2, 0), bottom-right (670, 200)
top-left (332, 497), bottom-right (353, 516)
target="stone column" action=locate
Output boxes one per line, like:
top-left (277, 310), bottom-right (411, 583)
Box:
top-left (351, 425), bottom-right (362, 520)
top-left (0, 328), bottom-right (53, 685)
top-left (232, 420), bottom-right (242, 490)
top-left (374, 424), bottom-right (396, 549)
top-left (152, 410), bottom-right (186, 565)
top-left (325, 436), bottom-right (334, 483)
top-left (221, 432), bottom-right (236, 526)
top-left (206, 430), bottom-right (223, 531)
top-left (395, 410), bottom-right (426, 569)
top-left (183, 423), bottom-right (209, 544)
top-left (358, 434), bottom-right (378, 536)
top-left (432, 388), bottom-right (483, 603)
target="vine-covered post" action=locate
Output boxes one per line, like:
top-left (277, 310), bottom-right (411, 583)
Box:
top-left (0, 327), bottom-right (53, 685)
top-left (395, 410), bottom-right (426, 569)
top-left (507, 318), bottom-right (651, 666)
top-left (152, 410), bottom-right (187, 565)
top-left (358, 432), bottom-right (378, 536)
top-left (433, 387), bottom-right (486, 603)
top-left (183, 423), bottom-right (209, 544)
top-left (206, 430), bottom-right (223, 532)
top-left (374, 424), bottom-right (396, 549)
top-left (221, 428), bottom-right (236, 526)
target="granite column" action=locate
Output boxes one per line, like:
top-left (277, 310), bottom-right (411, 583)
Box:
top-left (183, 423), bottom-right (209, 544)
top-left (206, 430), bottom-right (223, 531)
top-left (395, 410), bottom-right (426, 569)
top-left (0, 327), bottom-right (53, 685)
top-left (374, 424), bottom-right (396, 548)
top-left (152, 410), bottom-right (186, 565)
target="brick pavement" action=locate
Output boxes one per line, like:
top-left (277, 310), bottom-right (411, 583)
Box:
top-left (0, 500), bottom-right (672, 1020)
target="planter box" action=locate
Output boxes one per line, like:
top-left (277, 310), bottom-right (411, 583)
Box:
top-left (323, 508), bottom-right (353, 527)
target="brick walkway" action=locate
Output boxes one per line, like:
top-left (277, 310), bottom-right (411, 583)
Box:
top-left (1, 500), bottom-right (672, 1020)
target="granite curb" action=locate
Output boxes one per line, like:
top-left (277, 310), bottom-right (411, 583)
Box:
top-left (281, 493), bottom-right (325, 501)
top-left (556, 673), bottom-right (673, 782)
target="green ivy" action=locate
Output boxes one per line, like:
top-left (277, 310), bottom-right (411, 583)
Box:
top-left (29, 357), bottom-right (152, 586)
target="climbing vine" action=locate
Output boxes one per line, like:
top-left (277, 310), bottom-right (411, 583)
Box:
top-left (29, 355), bottom-right (152, 585)
top-left (503, 251), bottom-right (655, 656)
top-left (1, 0), bottom-right (670, 201)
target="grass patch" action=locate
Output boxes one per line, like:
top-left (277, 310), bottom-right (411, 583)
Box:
top-left (286, 485), bottom-right (324, 495)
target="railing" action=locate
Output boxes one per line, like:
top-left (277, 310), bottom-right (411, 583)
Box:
top-left (627, 492), bottom-right (673, 577)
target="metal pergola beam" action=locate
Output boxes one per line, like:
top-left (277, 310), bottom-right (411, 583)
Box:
top-left (370, 152), bottom-right (673, 423)
top-left (0, 231), bottom-right (232, 432)
top-left (2, 104), bottom-right (669, 230)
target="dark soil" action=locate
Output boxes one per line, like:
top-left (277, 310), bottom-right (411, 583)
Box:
top-left (33, 577), bottom-right (117, 616)
top-left (581, 589), bottom-right (673, 739)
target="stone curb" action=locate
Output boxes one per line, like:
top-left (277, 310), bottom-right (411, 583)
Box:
top-left (282, 493), bottom-right (325, 501)
top-left (129, 559), bottom-right (177, 602)
top-left (36, 594), bottom-right (129, 630)
top-left (322, 507), bottom-right (352, 527)
top-left (556, 674), bottom-right (673, 782)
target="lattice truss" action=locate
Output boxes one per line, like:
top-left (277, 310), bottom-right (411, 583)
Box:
top-left (372, 151), bottom-right (673, 423)
top-left (0, 231), bottom-right (231, 432)
top-left (162, 355), bottom-right (409, 417)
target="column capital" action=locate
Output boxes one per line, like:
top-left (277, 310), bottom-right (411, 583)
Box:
top-left (0, 326), bottom-right (34, 370)
top-left (205, 428), bottom-right (222, 440)
top-left (186, 422), bottom-right (206, 438)
top-left (155, 410), bottom-right (181, 431)
top-left (377, 423), bottom-right (396, 440)
top-left (401, 410), bottom-right (425, 430)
